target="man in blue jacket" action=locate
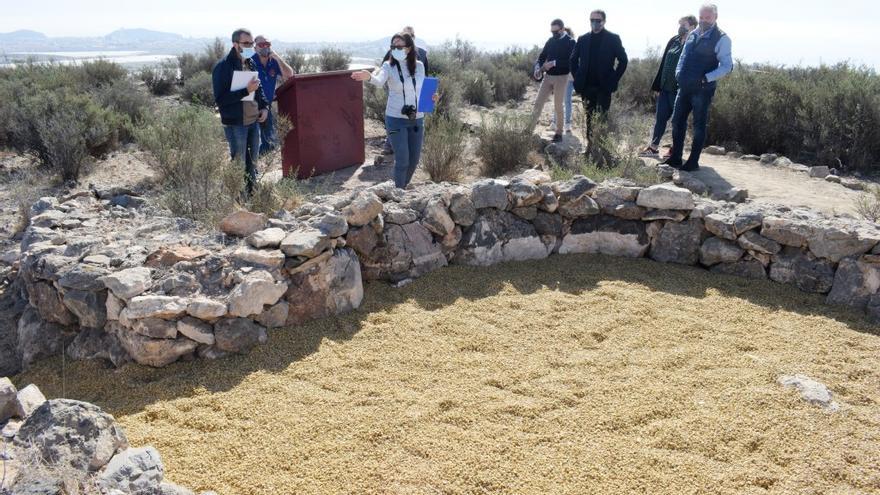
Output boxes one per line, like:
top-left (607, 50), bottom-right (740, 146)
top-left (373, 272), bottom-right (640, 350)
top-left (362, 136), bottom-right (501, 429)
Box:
top-left (252, 35), bottom-right (295, 155)
top-left (527, 19), bottom-right (577, 143)
top-left (212, 28), bottom-right (270, 196)
top-left (570, 10), bottom-right (628, 148)
top-left (663, 4), bottom-right (733, 171)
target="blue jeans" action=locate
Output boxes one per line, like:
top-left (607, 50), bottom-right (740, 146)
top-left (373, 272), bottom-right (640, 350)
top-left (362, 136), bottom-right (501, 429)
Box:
top-left (259, 107), bottom-right (276, 155)
top-left (671, 86), bottom-right (716, 165)
top-left (385, 116), bottom-right (424, 188)
top-left (551, 80), bottom-right (575, 127)
top-left (223, 122), bottom-right (260, 195)
top-left (651, 90), bottom-right (677, 148)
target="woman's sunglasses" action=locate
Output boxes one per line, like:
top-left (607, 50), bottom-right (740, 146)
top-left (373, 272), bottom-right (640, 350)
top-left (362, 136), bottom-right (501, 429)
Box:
top-left (257, 42), bottom-right (271, 48)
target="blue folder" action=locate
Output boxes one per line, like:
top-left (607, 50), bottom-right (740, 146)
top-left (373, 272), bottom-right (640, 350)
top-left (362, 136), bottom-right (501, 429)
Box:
top-left (418, 77), bottom-right (439, 113)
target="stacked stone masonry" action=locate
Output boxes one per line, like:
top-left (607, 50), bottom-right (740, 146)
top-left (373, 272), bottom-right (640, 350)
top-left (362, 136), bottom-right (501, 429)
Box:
top-left (8, 172), bottom-right (880, 370)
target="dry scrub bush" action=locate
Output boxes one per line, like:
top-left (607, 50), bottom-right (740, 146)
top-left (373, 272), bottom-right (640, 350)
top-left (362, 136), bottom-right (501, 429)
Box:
top-left (551, 106), bottom-right (659, 186)
top-left (422, 114), bottom-right (468, 183)
top-left (180, 72), bottom-right (214, 107)
top-left (136, 106), bottom-right (244, 224)
top-left (477, 112), bottom-right (535, 177)
top-left (139, 60), bottom-right (178, 96)
top-left (855, 186), bottom-right (880, 223)
top-left (0, 62), bottom-right (137, 181)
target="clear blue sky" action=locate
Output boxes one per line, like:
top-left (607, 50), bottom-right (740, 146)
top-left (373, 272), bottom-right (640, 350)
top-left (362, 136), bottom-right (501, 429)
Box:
top-left (3, 0), bottom-right (878, 67)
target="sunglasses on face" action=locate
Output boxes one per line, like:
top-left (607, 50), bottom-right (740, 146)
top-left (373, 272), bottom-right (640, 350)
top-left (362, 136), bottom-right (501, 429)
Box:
top-left (257, 42), bottom-right (271, 48)
top-left (590, 19), bottom-right (603, 23)
top-left (390, 45), bottom-right (407, 49)
top-left (238, 41), bottom-right (255, 47)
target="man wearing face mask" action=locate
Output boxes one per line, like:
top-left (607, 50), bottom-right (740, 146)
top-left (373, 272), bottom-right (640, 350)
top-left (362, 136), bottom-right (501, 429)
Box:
top-left (212, 28), bottom-right (270, 197)
top-left (251, 35), bottom-right (295, 155)
top-left (527, 19), bottom-right (577, 143)
top-left (663, 4), bottom-right (733, 171)
top-left (640, 15), bottom-right (698, 158)
top-left (570, 9), bottom-right (628, 150)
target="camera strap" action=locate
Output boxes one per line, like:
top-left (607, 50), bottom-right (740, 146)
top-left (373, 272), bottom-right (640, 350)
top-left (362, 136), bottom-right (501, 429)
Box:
top-left (395, 62), bottom-right (419, 111)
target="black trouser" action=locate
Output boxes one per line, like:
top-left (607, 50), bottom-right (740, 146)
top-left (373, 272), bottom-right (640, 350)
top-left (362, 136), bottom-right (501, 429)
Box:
top-left (580, 86), bottom-right (612, 145)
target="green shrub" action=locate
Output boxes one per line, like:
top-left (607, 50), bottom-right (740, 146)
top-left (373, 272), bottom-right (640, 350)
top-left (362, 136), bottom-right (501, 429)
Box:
top-left (9, 90), bottom-right (122, 180)
top-left (181, 72), bottom-right (215, 107)
top-left (486, 46), bottom-right (542, 75)
top-left (317, 48), bottom-right (351, 72)
top-left (477, 112), bottom-right (534, 177)
top-left (363, 83), bottom-right (386, 122)
top-left (136, 106), bottom-right (244, 224)
top-left (77, 59), bottom-right (128, 88)
top-left (435, 78), bottom-right (464, 118)
top-left (614, 50), bottom-right (661, 114)
top-left (94, 78), bottom-right (152, 125)
top-left (139, 60), bottom-right (178, 96)
top-left (0, 63), bottom-right (131, 180)
top-left (283, 48), bottom-right (315, 74)
top-left (485, 64), bottom-right (529, 103)
top-left (422, 114), bottom-right (468, 182)
top-left (178, 38), bottom-right (226, 82)
top-left (459, 70), bottom-right (494, 107)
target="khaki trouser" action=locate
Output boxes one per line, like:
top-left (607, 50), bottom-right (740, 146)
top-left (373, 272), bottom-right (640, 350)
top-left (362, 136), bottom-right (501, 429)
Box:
top-left (528, 74), bottom-right (570, 134)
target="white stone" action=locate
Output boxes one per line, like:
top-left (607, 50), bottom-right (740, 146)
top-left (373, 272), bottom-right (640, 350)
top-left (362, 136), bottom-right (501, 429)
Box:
top-left (99, 267), bottom-right (153, 300)
top-left (778, 374), bottom-right (840, 412)
top-left (246, 228), bottom-right (286, 249)
top-left (186, 298), bottom-right (227, 320)
top-left (122, 296), bottom-right (188, 320)
top-left (636, 184), bottom-right (695, 211)
top-left (15, 384), bottom-right (47, 419)
top-left (227, 271), bottom-right (288, 318)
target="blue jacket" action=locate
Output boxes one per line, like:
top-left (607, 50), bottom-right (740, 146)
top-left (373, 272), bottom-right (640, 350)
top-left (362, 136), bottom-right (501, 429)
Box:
top-left (570, 29), bottom-right (628, 94)
top-left (212, 48), bottom-right (269, 126)
top-left (537, 32), bottom-right (577, 76)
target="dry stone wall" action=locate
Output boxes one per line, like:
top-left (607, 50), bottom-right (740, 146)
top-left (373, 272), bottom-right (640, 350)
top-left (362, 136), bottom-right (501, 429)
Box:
top-left (7, 171), bottom-right (880, 371)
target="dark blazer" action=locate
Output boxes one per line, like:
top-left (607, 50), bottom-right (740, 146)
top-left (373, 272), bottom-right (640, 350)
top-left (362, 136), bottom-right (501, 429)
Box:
top-left (212, 48), bottom-right (269, 126)
top-left (570, 29), bottom-right (628, 94)
top-left (651, 35), bottom-right (682, 92)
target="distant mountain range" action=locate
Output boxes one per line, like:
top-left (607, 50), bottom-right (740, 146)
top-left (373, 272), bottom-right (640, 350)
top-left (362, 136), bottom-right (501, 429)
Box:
top-left (0, 28), bottom-right (406, 59)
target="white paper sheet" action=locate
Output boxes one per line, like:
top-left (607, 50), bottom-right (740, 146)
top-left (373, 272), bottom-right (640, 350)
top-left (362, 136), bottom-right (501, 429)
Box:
top-left (231, 71), bottom-right (259, 102)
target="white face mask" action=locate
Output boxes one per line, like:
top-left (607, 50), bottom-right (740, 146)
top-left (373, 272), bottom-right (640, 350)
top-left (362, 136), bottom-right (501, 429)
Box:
top-left (240, 46), bottom-right (255, 58)
top-left (391, 49), bottom-right (407, 61)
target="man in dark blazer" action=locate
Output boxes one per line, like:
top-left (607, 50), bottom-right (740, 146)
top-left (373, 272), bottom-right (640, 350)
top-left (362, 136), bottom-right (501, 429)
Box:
top-left (570, 9), bottom-right (628, 147)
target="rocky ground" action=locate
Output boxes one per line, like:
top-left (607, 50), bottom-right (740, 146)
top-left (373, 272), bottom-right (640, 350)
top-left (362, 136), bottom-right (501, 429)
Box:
top-left (1, 378), bottom-right (212, 494)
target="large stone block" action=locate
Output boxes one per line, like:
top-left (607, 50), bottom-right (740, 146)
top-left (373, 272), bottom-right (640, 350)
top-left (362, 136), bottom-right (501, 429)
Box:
top-left (286, 248), bottom-right (364, 325)
top-left (827, 257), bottom-right (880, 311)
top-left (636, 184), bottom-right (695, 211)
top-left (769, 247), bottom-right (836, 294)
top-left (649, 219), bottom-right (705, 265)
top-left (559, 216), bottom-right (649, 258)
